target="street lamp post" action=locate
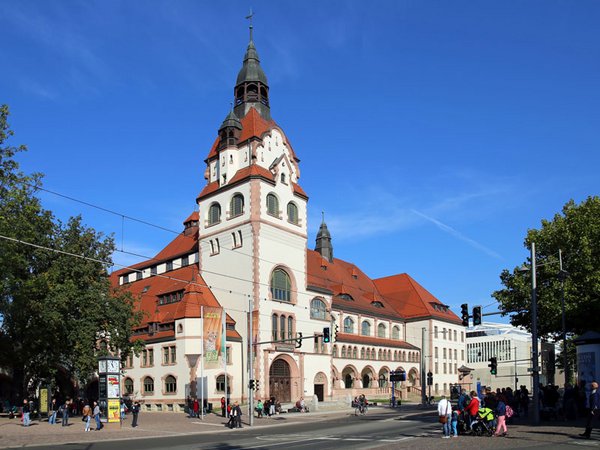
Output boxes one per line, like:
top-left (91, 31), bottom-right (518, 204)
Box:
top-left (529, 242), bottom-right (541, 426)
top-left (558, 249), bottom-right (570, 385)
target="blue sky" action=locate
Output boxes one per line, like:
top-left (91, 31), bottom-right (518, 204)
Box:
top-left (2, 0), bottom-right (599, 322)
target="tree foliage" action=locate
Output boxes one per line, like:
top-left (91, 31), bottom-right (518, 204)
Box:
top-left (0, 105), bottom-right (142, 397)
top-left (493, 197), bottom-right (600, 338)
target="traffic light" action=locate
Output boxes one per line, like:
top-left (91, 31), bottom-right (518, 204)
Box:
top-left (323, 327), bottom-right (330, 343)
top-left (334, 324), bottom-right (339, 342)
top-left (249, 379), bottom-right (255, 390)
top-left (427, 371), bottom-right (433, 386)
top-left (295, 332), bottom-right (303, 348)
top-left (255, 379), bottom-right (259, 391)
top-left (460, 303), bottom-right (469, 327)
top-left (489, 357), bottom-right (497, 375)
top-left (472, 305), bottom-right (482, 326)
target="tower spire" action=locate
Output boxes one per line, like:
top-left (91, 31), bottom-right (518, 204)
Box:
top-left (246, 8), bottom-right (254, 42)
top-left (315, 211), bottom-right (334, 263)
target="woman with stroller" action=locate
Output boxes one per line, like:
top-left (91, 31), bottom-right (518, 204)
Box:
top-left (465, 391), bottom-right (480, 429)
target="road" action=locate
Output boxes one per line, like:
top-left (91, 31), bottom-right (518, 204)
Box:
top-left (4, 407), bottom-right (599, 450)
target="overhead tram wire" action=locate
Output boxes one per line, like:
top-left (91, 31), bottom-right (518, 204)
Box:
top-left (18, 181), bottom-right (445, 313)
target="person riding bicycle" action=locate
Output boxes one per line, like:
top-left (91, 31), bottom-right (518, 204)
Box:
top-left (358, 394), bottom-right (368, 413)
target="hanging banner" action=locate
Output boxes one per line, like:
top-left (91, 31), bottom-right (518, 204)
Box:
top-left (203, 307), bottom-right (223, 368)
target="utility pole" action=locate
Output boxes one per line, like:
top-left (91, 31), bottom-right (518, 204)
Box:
top-left (559, 249), bottom-right (569, 384)
top-left (421, 327), bottom-right (427, 405)
top-left (530, 242), bottom-right (541, 425)
top-left (248, 297), bottom-right (254, 427)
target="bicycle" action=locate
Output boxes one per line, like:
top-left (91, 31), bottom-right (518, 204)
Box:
top-left (354, 403), bottom-right (368, 416)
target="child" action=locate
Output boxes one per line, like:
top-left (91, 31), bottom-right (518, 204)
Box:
top-left (451, 410), bottom-right (459, 437)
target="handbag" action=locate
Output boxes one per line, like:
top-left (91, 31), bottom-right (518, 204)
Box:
top-left (439, 415), bottom-right (447, 424)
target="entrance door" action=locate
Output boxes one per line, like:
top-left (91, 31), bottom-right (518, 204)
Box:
top-left (269, 359), bottom-right (291, 402)
top-left (314, 384), bottom-right (324, 402)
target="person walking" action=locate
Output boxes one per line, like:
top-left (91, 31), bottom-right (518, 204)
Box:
top-left (438, 395), bottom-right (452, 438)
top-left (465, 391), bottom-right (480, 430)
top-left (580, 381), bottom-right (600, 439)
top-left (269, 396), bottom-right (276, 416)
top-left (131, 401), bottom-right (140, 427)
top-left (22, 399), bottom-right (31, 427)
top-left (255, 399), bottom-right (263, 418)
top-left (221, 397), bottom-right (226, 417)
top-left (193, 398), bottom-right (199, 419)
top-left (49, 399), bottom-right (59, 425)
top-left (494, 395), bottom-right (508, 437)
top-left (232, 401), bottom-right (243, 428)
top-left (61, 399), bottom-right (70, 427)
top-left (82, 403), bottom-right (92, 432)
top-left (451, 410), bottom-right (459, 437)
top-left (93, 401), bottom-right (103, 431)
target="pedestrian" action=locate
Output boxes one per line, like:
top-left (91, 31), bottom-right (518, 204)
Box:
top-left (494, 395), bottom-right (508, 437)
top-left (580, 381), bottom-right (600, 439)
top-left (438, 395), bottom-right (452, 438)
top-left (82, 403), bottom-right (92, 432)
top-left (193, 398), bottom-right (199, 418)
top-left (49, 399), bottom-right (59, 425)
top-left (61, 399), bottom-right (70, 427)
top-left (465, 391), bottom-right (480, 430)
top-left (131, 401), bottom-right (140, 427)
top-left (93, 401), bottom-right (103, 431)
top-left (22, 399), bottom-right (31, 427)
top-left (221, 397), bottom-right (226, 417)
top-left (269, 396), bottom-right (276, 416)
top-left (120, 399), bottom-right (126, 421)
top-left (451, 410), bottom-right (459, 437)
top-left (231, 401), bottom-right (242, 428)
top-left (255, 399), bottom-right (263, 418)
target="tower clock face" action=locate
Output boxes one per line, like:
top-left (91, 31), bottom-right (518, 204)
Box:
top-left (107, 359), bottom-right (120, 373)
top-left (99, 360), bottom-right (107, 373)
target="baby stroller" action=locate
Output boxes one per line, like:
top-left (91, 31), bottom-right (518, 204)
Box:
top-left (471, 407), bottom-right (496, 436)
top-left (455, 409), bottom-right (470, 435)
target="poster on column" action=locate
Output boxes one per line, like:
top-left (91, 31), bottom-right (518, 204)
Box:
top-left (107, 399), bottom-right (120, 423)
top-left (203, 307), bottom-right (223, 368)
top-left (107, 375), bottom-right (120, 398)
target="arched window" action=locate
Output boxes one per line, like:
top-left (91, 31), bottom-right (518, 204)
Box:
top-left (343, 317), bottom-right (354, 333)
top-left (341, 346), bottom-right (346, 358)
top-left (378, 349), bottom-right (382, 360)
top-left (361, 321), bottom-right (371, 336)
top-left (310, 298), bottom-right (327, 320)
top-left (165, 375), bottom-right (177, 393)
top-left (266, 193), bottom-right (279, 217)
top-left (124, 378), bottom-right (134, 395)
top-left (287, 202), bottom-right (298, 224)
top-left (280, 315), bottom-right (286, 341)
top-left (143, 376), bottom-right (154, 394)
top-left (208, 202), bottom-right (221, 225)
top-left (392, 326), bottom-right (400, 340)
top-left (353, 347), bottom-right (358, 359)
top-left (287, 316), bottom-right (293, 339)
top-left (360, 348), bottom-right (365, 359)
top-left (230, 194), bottom-right (244, 217)
top-left (216, 375), bottom-right (228, 392)
top-left (377, 323), bottom-right (386, 338)
top-left (272, 314), bottom-right (278, 341)
top-left (270, 268), bottom-right (291, 302)
top-left (332, 346), bottom-right (338, 358)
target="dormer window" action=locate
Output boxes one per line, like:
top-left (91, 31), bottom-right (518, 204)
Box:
top-left (158, 290), bottom-right (184, 305)
top-left (371, 301), bottom-right (384, 308)
top-left (338, 293), bottom-right (354, 302)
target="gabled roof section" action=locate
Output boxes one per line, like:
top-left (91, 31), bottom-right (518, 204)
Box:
top-left (374, 273), bottom-right (462, 324)
top-left (335, 333), bottom-right (419, 350)
top-left (196, 164), bottom-right (275, 202)
top-left (306, 249), bottom-right (403, 321)
top-left (239, 107), bottom-right (274, 143)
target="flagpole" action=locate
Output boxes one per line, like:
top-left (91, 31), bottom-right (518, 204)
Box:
top-left (200, 305), bottom-right (204, 421)
top-left (223, 308), bottom-right (228, 415)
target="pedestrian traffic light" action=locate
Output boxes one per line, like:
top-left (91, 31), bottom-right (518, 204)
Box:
top-left (472, 305), bottom-right (482, 326)
top-left (334, 324), bottom-right (339, 342)
top-left (427, 371), bottom-right (433, 386)
top-left (323, 327), bottom-right (330, 343)
top-left (460, 303), bottom-right (469, 327)
top-left (249, 379), bottom-right (255, 390)
top-left (489, 357), bottom-right (497, 375)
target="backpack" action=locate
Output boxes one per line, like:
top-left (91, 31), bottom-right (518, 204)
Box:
top-left (505, 404), bottom-right (514, 418)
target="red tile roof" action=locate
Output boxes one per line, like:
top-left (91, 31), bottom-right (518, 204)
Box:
top-left (228, 164), bottom-right (274, 185)
top-left (184, 211), bottom-right (199, 223)
top-left (292, 182), bottom-right (308, 199)
top-left (374, 274), bottom-right (462, 324)
top-left (239, 107), bottom-right (274, 142)
top-left (205, 137), bottom-right (221, 161)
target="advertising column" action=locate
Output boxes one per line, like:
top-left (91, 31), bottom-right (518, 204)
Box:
top-left (98, 357), bottom-right (121, 426)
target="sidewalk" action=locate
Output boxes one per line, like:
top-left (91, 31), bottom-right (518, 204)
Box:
top-left (0, 407), bottom-right (348, 449)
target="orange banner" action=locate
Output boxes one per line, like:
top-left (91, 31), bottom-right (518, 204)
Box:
top-left (203, 307), bottom-right (223, 367)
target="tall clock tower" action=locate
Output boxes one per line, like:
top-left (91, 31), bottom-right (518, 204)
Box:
top-left (196, 30), bottom-right (310, 400)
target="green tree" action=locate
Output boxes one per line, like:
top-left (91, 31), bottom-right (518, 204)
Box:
top-left (0, 105), bottom-right (142, 398)
top-left (493, 196), bottom-right (600, 338)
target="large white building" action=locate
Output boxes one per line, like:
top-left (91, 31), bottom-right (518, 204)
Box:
top-left (111, 31), bottom-right (466, 411)
top-left (466, 322), bottom-right (560, 392)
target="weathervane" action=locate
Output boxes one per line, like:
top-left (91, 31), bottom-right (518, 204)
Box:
top-left (246, 8), bottom-right (254, 41)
